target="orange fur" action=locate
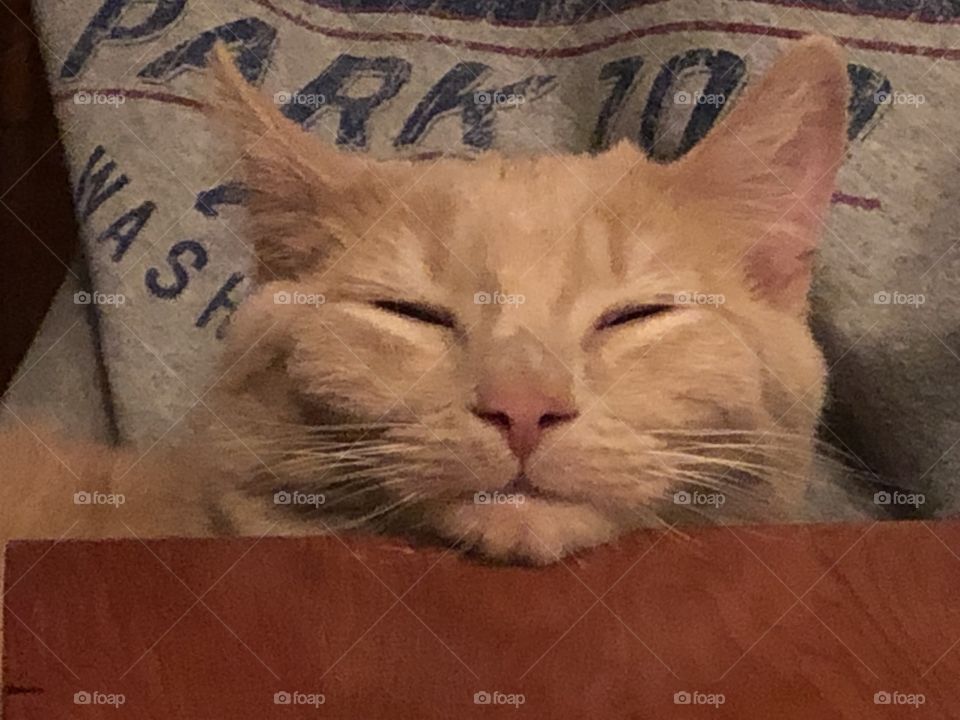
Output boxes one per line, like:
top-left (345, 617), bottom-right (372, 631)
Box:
top-left (0, 36), bottom-right (849, 585)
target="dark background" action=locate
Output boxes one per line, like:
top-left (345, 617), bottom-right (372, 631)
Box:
top-left (0, 0), bottom-right (79, 393)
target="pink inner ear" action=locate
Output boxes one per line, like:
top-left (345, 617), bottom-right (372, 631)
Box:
top-left (744, 228), bottom-right (817, 310)
top-left (743, 134), bottom-right (842, 308)
top-left (670, 37), bottom-right (849, 314)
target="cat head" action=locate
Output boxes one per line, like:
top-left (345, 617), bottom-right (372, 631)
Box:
top-left (206, 37), bottom-right (848, 563)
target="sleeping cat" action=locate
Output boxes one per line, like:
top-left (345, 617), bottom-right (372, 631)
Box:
top-left (0, 36), bottom-right (850, 571)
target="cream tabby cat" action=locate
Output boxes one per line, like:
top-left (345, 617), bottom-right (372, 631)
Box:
top-left (1, 36), bottom-right (850, 575)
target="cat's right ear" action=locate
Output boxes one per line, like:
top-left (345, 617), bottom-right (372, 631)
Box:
top-left (205, 45), bottom-right (389, 282)
top-left (666, 36), bottom-right (849, 315)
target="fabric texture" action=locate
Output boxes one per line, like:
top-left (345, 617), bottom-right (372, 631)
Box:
top-left (18, 0), bottom-right (960, 513)
top-left (3, 262), bottom-right (112, 442)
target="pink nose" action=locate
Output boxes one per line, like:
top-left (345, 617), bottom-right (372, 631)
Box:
top-left (472, 386), bottom-right (579, 461)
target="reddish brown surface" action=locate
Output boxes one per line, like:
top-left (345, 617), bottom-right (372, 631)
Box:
top-left (4, 520), bottom-right (960, 718)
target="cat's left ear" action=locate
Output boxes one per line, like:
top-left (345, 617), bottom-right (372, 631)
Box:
top-left (672, 36), bottom-right (849, 313)
top-left (204, 45), bottom-right (395, 282)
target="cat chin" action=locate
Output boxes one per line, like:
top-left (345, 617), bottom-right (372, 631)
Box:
top-left (437, 499), bottom-right (621, 565)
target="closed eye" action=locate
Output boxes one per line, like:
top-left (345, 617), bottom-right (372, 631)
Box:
top-left (373, 300), bottom-right (458, 330)
top-left (595, 303), bottom-right (675, 331)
